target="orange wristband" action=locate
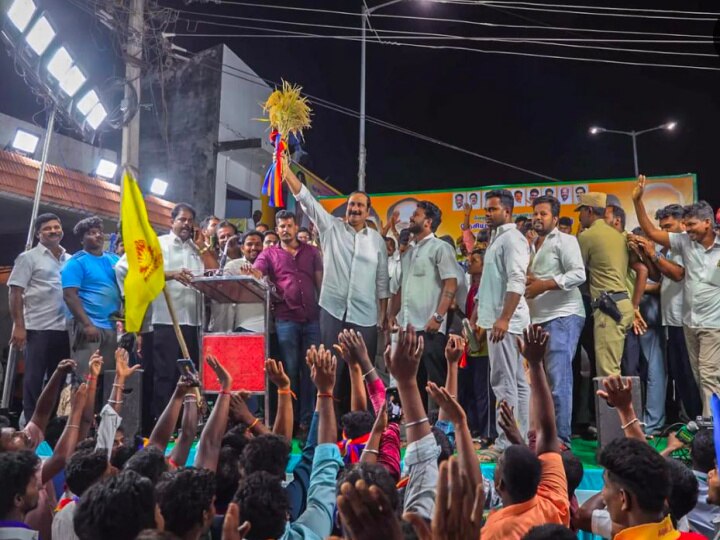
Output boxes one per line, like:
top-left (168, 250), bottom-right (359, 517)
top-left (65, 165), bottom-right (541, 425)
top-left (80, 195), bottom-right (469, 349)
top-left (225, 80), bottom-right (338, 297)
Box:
top-left (317, 392), bottom-right (333, 399)
top-left (248, 418), bottom-right (260, 430)
top-left (278, 388), bottom-right (297, 399)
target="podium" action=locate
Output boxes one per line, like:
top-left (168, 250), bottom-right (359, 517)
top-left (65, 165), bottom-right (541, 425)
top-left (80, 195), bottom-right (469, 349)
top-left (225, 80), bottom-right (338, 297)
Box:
top-left (191, 275), bottom-right (278, 424)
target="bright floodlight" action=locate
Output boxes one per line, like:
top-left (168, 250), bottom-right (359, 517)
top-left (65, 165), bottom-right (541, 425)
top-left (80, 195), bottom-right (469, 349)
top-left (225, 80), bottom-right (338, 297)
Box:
top-left (7, 0), bottom-right (36, 32)
top-left (150, 178), bottom-right (168, 196)
top-left (11, 129), bottom-right (40, 154)
top-left (85, 103), bottom-right (107, 130)
top-left (46, 46), bottom-right (73, 80)
top-left (76, 89), bottom-right (100, 116)
top-left (95, 158), bottom-right (117, 179)
top-left (589, 127), bottom-right (599, 135)
top-left (58, 65), bottom-right (86, 97)
top-left (666, 121), bottom-right (677, 131)
top-left (25, 15), bottom-right (55, 55)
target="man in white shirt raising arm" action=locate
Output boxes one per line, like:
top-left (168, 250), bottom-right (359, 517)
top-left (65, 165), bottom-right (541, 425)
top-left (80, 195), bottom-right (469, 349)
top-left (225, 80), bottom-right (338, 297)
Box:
top-left (632, 174), bottom-right (720, 415)
top-left (282, 165), bottom-right (390, 415)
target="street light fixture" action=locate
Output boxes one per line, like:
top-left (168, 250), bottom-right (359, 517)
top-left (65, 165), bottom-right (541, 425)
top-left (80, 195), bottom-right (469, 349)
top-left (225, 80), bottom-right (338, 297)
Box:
top-left (95, 158), bottom-right (118, 180)
top-left (7, 0), bottom-right (35, 32)
top-left (588, 121), bottom-right (677, 176)
top-left (150, 178), bottom-right (168, 196)
top-left (10, 129), bottom-right (40, 154)
top-left (24, 14), bottom-right (54, 55)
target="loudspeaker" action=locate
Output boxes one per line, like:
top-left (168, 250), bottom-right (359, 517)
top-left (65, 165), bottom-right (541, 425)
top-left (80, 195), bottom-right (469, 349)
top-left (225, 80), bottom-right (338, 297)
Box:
top-left (102, 369), bottom-right (143, 441)
top-left (593, 376), bottom-right (642, 450)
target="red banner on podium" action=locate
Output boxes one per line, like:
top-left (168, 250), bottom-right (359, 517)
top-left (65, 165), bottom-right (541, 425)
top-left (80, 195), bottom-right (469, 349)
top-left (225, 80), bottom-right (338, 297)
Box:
top-left (201, 334), bottom-right (266, 393)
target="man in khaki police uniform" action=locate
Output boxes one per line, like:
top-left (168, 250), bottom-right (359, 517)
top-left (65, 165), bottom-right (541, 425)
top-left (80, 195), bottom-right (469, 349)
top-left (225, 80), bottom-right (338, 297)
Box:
top-left (576, 192), bottom-right (634, 376)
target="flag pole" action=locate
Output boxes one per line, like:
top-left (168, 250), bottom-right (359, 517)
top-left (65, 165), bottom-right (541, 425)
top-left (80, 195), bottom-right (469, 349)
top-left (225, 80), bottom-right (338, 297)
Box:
top-left (162, 287), bottom-right (204, 406)
top-left (162, 287), bottom-right (192, 360)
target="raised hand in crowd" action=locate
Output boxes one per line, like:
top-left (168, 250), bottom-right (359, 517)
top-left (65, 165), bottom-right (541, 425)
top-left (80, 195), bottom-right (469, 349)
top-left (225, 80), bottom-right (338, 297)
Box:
top-left (78, 350), bottom-right (103, 440)
top-left (266, 358), bottom-right (294, 440)
top-left (334, 332), bottom-right (369, 411)
top-left (497, 400), bottom-right (524, 447)
top-left (361, 402), bottom-right (388, 466)
top-left (195, 354), bottom-right (233, 471)
top-left (405, 456), bottom-right (485, 540)
top-left (427, 382), bottom-right (483, 490)
top-left (596, 374), bottom-right (645, 442)
top-left (384, 325), bottom-right (424, 386)
top-left (148, 375), bottom-right (197, 453)
top-left (43, 382), bottom-right (88, 482)
top-left (221, 502), bottom-right (252, 540)
top-left (115, 346), bottom-right (140, 380)
top-left (518, 324), bottom-right (558, 454)
top-left (332, 479), bottom-right (403, 540)
top-left (309, 344), bottom-right (337, 445)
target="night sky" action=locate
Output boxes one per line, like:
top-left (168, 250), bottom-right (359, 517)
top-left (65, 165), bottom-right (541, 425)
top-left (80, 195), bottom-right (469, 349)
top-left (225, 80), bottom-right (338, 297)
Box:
top-left (1, 0), bottom-right (718, 202)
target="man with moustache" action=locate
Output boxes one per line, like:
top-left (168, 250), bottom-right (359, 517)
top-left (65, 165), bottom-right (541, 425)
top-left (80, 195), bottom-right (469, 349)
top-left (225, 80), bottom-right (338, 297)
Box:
top-left (242, 211), bottom-right (323, 429)
top-left (525, 195), bottom-right (586, 444)
top-left (282, 167), bottom-right (389, 415)
top-left (116, 203), bottom-right (203, 419)
top-left (559, 187), bottom-right (572, 204)
top-left (62, 216), bottom-right (121, 375)
top-left (225, 231), bottom-right (266, 334)
top-left (633, 175), bottom-right (720, 415)
top-left (475, 189), bottom-right (531, 459)
top-left (388, 201), bottom-right (458, 409)
top-left (9, 213), bottom-right (70, 421)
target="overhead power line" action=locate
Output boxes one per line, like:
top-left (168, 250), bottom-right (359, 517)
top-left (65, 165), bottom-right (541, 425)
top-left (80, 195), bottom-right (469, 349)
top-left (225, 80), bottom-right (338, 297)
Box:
top-left (166, 48), bottom-right (558, 181)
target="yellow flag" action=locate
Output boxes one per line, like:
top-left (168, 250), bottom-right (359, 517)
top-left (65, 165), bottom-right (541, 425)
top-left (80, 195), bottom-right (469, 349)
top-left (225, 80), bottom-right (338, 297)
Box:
top-left (121, 170), bottom-right (165, 332)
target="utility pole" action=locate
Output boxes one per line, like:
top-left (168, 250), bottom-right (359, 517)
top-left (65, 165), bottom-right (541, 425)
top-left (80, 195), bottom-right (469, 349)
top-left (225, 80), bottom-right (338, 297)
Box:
top-left (121, 0), bottom-right (144, 172)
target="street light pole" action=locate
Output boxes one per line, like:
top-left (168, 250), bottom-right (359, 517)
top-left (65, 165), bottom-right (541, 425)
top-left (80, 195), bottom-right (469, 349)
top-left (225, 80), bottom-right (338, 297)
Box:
top-left (589, 122), bottom-right (676, 177)
top-left (358, 6), bottom-right (367, 192)
top-left (631, 130), bottom-right (638, 177)
top-left (357, 0), bottom-right (410, 192)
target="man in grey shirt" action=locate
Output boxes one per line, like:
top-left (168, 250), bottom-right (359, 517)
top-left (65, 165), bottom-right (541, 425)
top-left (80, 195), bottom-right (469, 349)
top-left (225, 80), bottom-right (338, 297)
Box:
top-left (389, 201), bottom-right (458, 409)
top-left (8, 213), bottom-right (70, 421)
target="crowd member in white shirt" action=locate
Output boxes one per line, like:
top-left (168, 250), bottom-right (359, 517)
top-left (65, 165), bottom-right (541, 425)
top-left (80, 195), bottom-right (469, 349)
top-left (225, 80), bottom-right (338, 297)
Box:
top-left (475, 189), bottom-right (531, 461)
top-left (633, 175), bottom-right (720, 415)
top-left (525, 195), bottom-right (586, 445)
top-left (630, 204), bottom-right (703, 421)
top-left (8, 213), bottom-right (70, 422)
top-left (282, 165), bottom-right (390, 415)
top-left (388, 201), bottom-right (458, 410)
top-left (115, 203), bottom-right (204, 420)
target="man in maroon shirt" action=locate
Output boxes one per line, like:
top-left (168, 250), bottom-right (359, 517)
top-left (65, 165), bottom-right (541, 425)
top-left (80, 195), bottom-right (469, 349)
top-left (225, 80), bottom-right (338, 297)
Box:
top-left (243, 210), bottom-right (323, 431)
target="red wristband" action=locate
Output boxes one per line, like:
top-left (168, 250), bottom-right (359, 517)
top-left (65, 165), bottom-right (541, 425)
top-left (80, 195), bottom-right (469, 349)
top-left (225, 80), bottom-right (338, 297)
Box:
top-left (220, 390), bottom-right (231, 396)
top-left (317, 392), bottom-right (334, 399)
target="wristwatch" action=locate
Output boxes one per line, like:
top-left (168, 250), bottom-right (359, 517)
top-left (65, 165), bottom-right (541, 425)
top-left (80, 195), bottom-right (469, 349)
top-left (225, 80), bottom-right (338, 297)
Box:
top-left (433, 312), bottom-right (445, 323)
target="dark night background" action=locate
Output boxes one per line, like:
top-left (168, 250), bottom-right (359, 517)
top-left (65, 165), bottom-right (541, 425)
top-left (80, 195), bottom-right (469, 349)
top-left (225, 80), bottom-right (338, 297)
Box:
top-left (1, 0), bottom-right (718, 201)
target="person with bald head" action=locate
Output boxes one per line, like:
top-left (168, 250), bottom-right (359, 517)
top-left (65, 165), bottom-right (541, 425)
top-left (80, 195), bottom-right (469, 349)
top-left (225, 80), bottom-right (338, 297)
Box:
top-left (282, 166), bottom-right (389, 415)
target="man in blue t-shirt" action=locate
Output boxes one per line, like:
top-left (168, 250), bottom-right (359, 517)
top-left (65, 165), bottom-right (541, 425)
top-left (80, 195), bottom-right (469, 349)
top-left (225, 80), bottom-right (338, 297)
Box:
top-left (61, 216), bottom-right (121, 376)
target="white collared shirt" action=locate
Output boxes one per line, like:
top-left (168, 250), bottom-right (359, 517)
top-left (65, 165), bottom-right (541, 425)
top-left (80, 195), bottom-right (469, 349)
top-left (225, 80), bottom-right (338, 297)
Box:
top-left (397, 234), bottom-right (458, 334)
top-left (8, 243), bottom-right (69, 331)
top-left (476, 223), bottom-right (531, 333)
top-left (295, 184), bottom-right (390, 327)
top-left (528, 228), bottom-right (586, 324)
top-left (116, 232), bottom-right (204, 326)
top-left (660, 249), bottom-right (684, 327)
top-left (669, 232), bottom-right (720, 329)
top-left (388, 251), bottom-right (402, 295)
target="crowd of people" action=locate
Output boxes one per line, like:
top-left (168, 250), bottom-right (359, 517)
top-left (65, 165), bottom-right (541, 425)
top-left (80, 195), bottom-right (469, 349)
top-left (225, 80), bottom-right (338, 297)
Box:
top-left (2, 168), bottom-right (720, 539)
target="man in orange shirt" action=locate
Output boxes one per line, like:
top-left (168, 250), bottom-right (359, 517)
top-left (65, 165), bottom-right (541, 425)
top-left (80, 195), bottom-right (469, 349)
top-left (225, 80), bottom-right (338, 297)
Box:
top-left (481, 325), bottom-right (570, 540)
top-left (599, 437), bottom-right (705, 540)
